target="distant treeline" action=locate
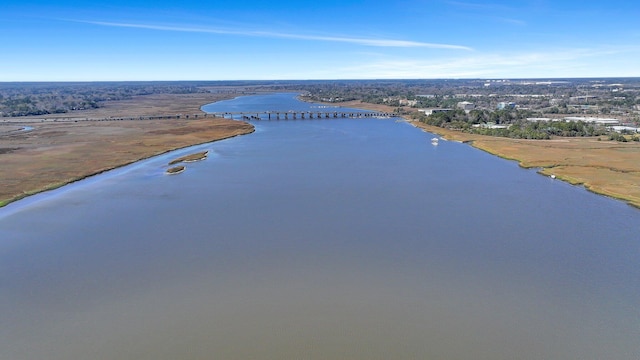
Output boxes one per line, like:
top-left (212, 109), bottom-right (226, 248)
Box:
top-left (4, 79), bottom-right (640, 123)
top-left (0, 83), bottom-right (208, 117)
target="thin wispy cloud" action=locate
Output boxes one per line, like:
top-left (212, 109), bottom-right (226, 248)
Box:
top-left (73, 20), bottom-right (473, 50)
top-left (333, 45), bottom-right (640, 79)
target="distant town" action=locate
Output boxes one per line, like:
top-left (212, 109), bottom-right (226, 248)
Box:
top-left (295, 78), bottom-right (640, 141)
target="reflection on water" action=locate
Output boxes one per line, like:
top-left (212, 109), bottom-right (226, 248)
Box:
top-left (1, 93), bottom-right (639, 359)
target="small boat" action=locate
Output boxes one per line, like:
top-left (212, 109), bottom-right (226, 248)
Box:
top-left (431, 137), bottom-right (439, 145)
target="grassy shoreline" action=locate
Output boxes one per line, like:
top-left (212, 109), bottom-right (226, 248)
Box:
top-left (0, 128), bottom-right (254, 208)
top-left (412, 122), bottom-right (640, 209)
top-left (3, 95), bottom-right (639, 210)
top-left (0, 92), bottom-right (255, 208)
top-left (322, 99), bottom-right (640, 209)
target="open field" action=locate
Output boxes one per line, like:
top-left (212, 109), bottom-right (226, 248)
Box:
top-left (0, 93), bottom-right (253, 207)
top-left (336, 100), bottom-right (640, 208)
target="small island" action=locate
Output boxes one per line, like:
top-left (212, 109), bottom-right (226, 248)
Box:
top-left (168, 151), bottom-right (209, 165)
top-left (166, 165), bottom-right (186, 175)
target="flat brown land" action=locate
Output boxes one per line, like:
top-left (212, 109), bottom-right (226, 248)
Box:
top-left (334, 100), bottom-right (640, 208)
top-left (169, 151), bottom-right (209, 165)
top-left (0, 93), bottom-right (253, 206)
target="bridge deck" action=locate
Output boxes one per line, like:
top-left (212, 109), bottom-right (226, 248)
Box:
top-left (23, 110), bottom-right (399, 123)
top-left (212, 111), bottom-right (398, 120)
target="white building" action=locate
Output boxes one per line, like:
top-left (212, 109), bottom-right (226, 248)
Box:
top-left (399, 99), bottom-right (418, 107)
top-left (419, 108), bottom-right (452, 115)
top-left (497, 102), bottom-right (516, 110)
top-left (564, 117), bottom-right (620, 125)
top-left (611, 126), bottom-right (640, 133)
top-left (472, 123), bottom-right (509, 129)
top-left (527, 117), bottom-right (553, 122)
top-left (457, 101), bottom-right (475, 111)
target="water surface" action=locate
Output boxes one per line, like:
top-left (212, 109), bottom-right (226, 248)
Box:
top-left (1, 93), bottom-right (639, 359)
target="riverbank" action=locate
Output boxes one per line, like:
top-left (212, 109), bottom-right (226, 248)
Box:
top-left (4, 93), bottom-right (639, 210)
top-left (412, 123), bottom-right (640, 209)
top-left (0, 93), bottom-right (254, 207)
top-left (330, 100), bottom-right (640, 209)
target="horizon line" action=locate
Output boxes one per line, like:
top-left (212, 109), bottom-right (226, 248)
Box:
top-left (2, 76), bottom-right (640, 84)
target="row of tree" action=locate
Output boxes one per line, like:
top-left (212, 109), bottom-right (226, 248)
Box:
top-left (0, 83), bottom-right (209, 117)
top-left (414, 109), bottom-right (611, 139)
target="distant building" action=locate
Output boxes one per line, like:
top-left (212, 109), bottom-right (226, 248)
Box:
top-left (419, 108), bottom-right (452, 115)
top-left (569, 95), bottom-right (598, 102)
top-left (567, 104), bottom-right (599, 111)
top-left (564, 117), bottom-right (620, 125)
top-left (457, 101), bottom-right (475, 111)
top-left (611, 126), bottom-right (640, 133)
top-left (472, 122), bottom-right (509, 129)
top-left (399, 99), bottom-right (418, 107)
top-left (497, 102), bottom-right (516, 110)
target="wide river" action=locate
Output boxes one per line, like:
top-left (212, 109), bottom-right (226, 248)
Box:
top-left (1, 93), bottom-right (639, 359)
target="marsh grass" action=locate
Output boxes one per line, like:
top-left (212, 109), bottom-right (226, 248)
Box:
top-left (168, 151), bottom-right (208, 165)
top-left (0, 118), bottom-right (253, 207)
top-left (415, 122), bottom-right (640, 208)
top-left (166, 165), bottom-right (186, 174)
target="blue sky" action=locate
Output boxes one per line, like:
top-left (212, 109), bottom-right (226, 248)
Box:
top-left (2, 0), bottom-right (639, 81)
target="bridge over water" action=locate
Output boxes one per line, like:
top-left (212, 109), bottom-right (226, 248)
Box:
top-left (18, 110), bottom-right (399, 124)
top-left (211, 111), bottom-right (398, 121)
